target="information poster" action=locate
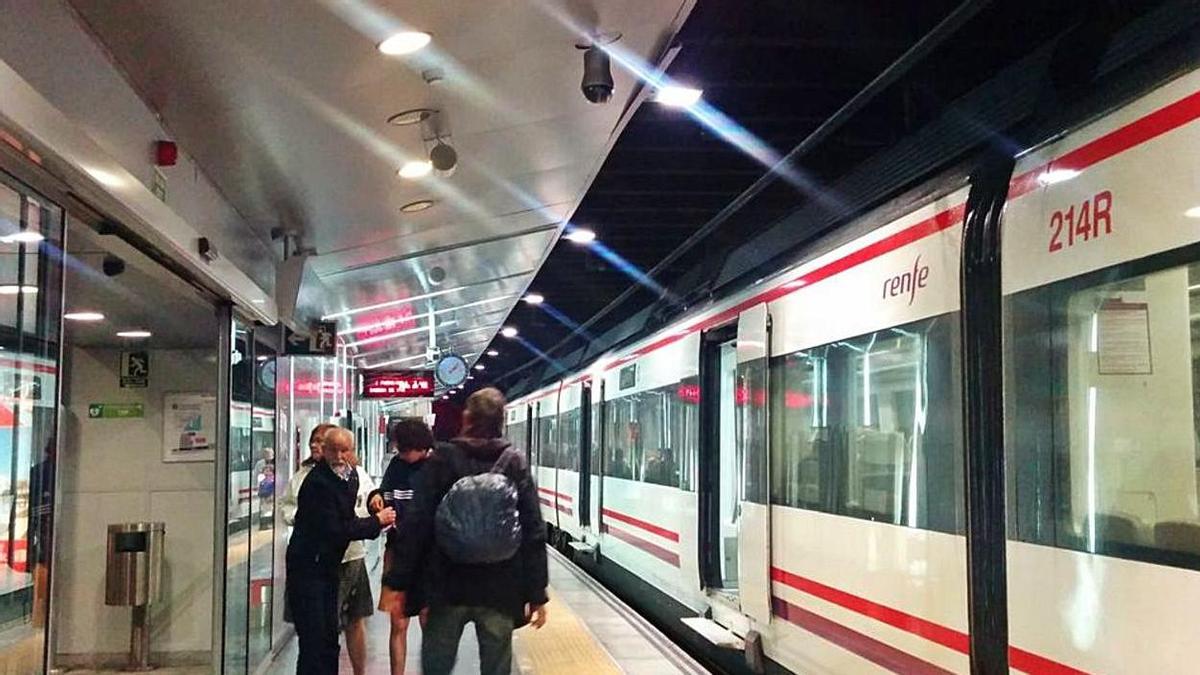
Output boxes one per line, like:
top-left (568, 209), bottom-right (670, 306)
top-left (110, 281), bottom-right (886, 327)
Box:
top-left (1097, 300), bottom-right (1153, 375)
top-left (163, 392), bottom-right (217, 462)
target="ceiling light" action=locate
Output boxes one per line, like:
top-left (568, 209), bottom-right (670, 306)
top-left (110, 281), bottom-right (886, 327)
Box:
top-left (117, 330), bottom-right (152, 339)
top-left (564, 228), bottom-right (595, 244)
top-left (401, 199), bottom-right (436, 213)
top-left (474, 364), bottom-right (485, 371)
top-left (500, 326), bottom-right (518, 338)
top-left (1185, 206), bottom-right (1200, 219)
top-left (256, 355), bottom-right (269, 362)
top-left (1037, 168), bottom-right (1079, 186)
top-left (378, 31), bottom-right (431, 56)
top-left (654, 86), bottom-right (703, 108)
top-left (486, 349), bottom-right (499, 357)
top-left (467, 375), bottom-right (475, 380)
top-left (0, 285), bottom-right (37, 295)
top-left (523, 293), bottom-right (544, 305)
top-left (387, 108), bottom-right (436, 126)
top-left (85, 166), bottom-right (126, 188)
top-left (0, 231), bottom-right (43, 244)
top-left (398, 160), bottom-right (433, 179)
top-left (65, 311), bottom-right (105, 322)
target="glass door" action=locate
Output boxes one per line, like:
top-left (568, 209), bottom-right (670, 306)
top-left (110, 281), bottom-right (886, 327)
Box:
top-left (223, 322), bottom-right (253, 673)
top-left (0, 172), bottom-right (63, 674)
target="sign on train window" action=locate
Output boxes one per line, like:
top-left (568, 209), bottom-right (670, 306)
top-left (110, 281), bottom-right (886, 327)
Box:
top-left (619, 363), bottom-right (637, 390)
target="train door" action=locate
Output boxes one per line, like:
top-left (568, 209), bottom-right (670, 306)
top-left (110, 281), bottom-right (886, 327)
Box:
top-left (578, 383), bottom-right (593, 527)
top-left (735, 304), bottom-right (771, 624)
top-left (700, 324), bottom-right (739, 595)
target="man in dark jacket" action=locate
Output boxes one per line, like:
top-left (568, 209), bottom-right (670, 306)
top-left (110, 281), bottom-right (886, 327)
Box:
top-left (287, 427), bottom-right (395, 674)
top-left (383, 388), bottom-right (548, 675)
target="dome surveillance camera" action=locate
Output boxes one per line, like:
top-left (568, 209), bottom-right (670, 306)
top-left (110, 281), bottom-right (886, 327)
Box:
top-left (102, 254), bottom-right (126, 277)
top-left (428, 266), bottom-right (446, 285)
top-left (429, 142), bottom-right (457, 176)
top-left (581, 46), bottom-right (613, 104)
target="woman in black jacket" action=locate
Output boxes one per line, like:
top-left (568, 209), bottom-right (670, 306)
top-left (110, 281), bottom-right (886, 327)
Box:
top-left (287, 427), bottom-right (394, 674)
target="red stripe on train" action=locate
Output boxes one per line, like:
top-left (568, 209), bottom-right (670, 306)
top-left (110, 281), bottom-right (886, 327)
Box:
top-left (1009, 89), bottom-right (1200, 200)
top-left (601, 508), bottom-right (679, 543)
top-left (600, 523), bottom-right (680, 567)
top-left (537, 487), bottom-right (573, 502)
top-left (771, 567), bottom-right (1089, 674)
top-left (771, 596), bottom-right (953, 675)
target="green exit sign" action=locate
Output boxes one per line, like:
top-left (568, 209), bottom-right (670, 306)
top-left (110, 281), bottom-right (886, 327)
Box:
top-left (88, 403), bottom-right (144, 419)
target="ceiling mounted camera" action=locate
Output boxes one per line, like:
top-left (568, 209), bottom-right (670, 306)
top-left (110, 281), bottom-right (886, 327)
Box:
top-left (428, 266), bottom-right (446, 286)
top-left (429, 141), bottom-right (457, 176)
top-left (580, 46), bottom-right (613, 104)
top-left (102, 254), bottom-right (126, 277)
top-left (577, 32), bottom-right (621, 105)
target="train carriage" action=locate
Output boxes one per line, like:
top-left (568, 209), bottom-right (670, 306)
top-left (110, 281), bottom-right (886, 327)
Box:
top-left (507, 63), bottom-right (1200, 675)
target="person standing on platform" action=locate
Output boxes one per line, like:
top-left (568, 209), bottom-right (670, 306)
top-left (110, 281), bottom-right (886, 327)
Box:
top-left (287, 427), bottom-right (394, 674)
top-left (370, 417), bottom-right (434, 675)
top-left (383, 388), bottom-right (548, 675)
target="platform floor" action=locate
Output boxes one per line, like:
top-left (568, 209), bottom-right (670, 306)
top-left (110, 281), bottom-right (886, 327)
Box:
top-left (266, 548), bottom-right (708, 674)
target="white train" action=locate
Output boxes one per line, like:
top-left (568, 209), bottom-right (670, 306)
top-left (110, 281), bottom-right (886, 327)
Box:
top-left (506, 67), bottom-right (1200, 674)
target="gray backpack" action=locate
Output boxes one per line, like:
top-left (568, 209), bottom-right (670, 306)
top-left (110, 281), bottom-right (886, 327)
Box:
top-left (434, 447), bottom-right (523, 564)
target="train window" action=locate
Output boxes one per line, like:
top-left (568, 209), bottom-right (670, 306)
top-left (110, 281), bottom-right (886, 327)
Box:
top-left (507, 419), bottom-right (526, 459)
top-left (602, 382), bottom-right (698, 489)
top-left (559, 407), bottom-right (581, 471)
top-left (1005, 248), bottom-right (1200, 569)
top-left (590, 401), bottom-right (602, 475)
top-left (769, 315), bottom-right (963, 533)
top-left (537, 415), bottom-right (557, 468)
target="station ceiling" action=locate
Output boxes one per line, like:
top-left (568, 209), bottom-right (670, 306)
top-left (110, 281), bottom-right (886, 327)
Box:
top-left (481, 0), bottom-right (1178, 396)
top-left (66, 0), bottom-right (695, 379)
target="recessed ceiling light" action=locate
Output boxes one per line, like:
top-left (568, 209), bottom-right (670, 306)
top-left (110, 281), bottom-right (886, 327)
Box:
top-left (486, 349), bottom-right (499, 357)
top-left (401, 199), bottom-right (436, 213)
top-left (474, 364), bottom-right (485, 371)
top-left (654, 86), bottom-right (703, 108)
top-left (1185, 206), bottom-right (1200, 219)
top-left (564, 228), bottom-right (596, 244)
top-left (378, 31), bottom-right (431, 56)
top-left (500, 326), bottom-right (518, 338)
top-left (523, 293), bottom-right (544, 305)
top-left (257, 355), bottom-right (269, 362)
top-left (0, 285), bottom-right (37, 295)
top-left (117, 330), bottom-right (152, 339)
top-left (467, 375), bottom-right (475, 380)
top-left (0, 231), bottom-right (44, 244)
top-left (1036, 168), bottom-right (1079, 186)
top-left (398, 160), bottom-right (433, 179)
top-left (387, 108), bottom-right (437, 127)
top-left (65, 311), bottom-right (105, 322)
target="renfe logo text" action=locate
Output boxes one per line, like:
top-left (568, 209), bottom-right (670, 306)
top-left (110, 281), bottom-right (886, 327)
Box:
top-left (882, 255), bottom-right (929, 306)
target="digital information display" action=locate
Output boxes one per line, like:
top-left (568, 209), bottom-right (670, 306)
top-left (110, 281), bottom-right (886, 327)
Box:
top-left (360, 370), bottom-right (435, 399)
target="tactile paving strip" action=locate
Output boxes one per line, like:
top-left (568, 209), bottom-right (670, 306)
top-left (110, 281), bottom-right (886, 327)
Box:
top-left (513, 589), bottom-right (622, 675)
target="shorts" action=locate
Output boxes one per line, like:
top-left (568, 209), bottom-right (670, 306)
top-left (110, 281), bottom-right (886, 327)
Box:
top-left (378, 548), bottom-right (424, 617)
top-left (337, 558), bottom-right (374, 629)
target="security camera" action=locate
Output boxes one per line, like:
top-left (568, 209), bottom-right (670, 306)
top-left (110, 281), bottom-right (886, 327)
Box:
top-left (102, 254), bottom-right (126, 277)
top-left (581, 46), bottom-right (613, 104)
top-left (429, 142), bottom-right (457, 177)
top-left (428, 266), bottom-right (446, 286)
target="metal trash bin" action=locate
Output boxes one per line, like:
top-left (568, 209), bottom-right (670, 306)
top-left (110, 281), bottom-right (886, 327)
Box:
top-left (105, 522), bottom-right (165, 671)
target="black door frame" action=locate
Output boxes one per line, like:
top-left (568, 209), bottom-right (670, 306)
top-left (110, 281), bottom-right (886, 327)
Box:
top-left (698, 323), bottom-right (737, 590)
top-left (578, 383), bottom-right (593, 527)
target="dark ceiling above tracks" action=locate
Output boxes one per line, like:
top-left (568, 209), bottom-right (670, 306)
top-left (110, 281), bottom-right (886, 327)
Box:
top-left (477, 0), bottom-right (1187, 398)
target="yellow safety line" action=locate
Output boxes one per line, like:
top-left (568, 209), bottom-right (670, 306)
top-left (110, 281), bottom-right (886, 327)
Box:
top-left (513, 589), bottom-right (622, 675)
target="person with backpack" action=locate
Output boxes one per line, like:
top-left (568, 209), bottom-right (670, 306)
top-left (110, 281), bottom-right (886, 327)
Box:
top-left (382, 388), bottom-right (548, 675)
top-left (371, 417), bottom-right (434, 675)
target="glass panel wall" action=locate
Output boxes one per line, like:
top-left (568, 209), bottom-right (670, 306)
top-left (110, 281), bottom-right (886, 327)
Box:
top-left (0, 171), bottom-right (63, 674)
top-left (52, 213), bottom-right (221, 671)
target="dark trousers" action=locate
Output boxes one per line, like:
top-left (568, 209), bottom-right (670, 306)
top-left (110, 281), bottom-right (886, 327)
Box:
top-left (422, 604), bottom-right (515, 675)
top-left (287, 568), bottom-right (340, 674)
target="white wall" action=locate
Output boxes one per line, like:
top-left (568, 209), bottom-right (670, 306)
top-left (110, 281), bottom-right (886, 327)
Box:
top-left (0, 0), bottom-right (275, 293)
top-left (54, 347), bottom-right (217, 661)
